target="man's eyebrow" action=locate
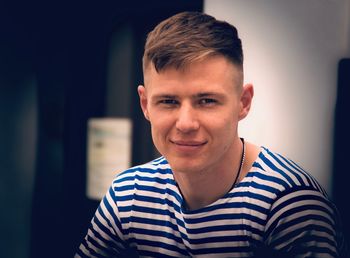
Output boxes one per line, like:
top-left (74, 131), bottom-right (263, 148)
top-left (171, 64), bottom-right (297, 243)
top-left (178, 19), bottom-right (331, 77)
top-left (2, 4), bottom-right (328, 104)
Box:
top-left (195, 92), bottom-right (226, 98)
top-left (151, 94), bottom-right (177, 99)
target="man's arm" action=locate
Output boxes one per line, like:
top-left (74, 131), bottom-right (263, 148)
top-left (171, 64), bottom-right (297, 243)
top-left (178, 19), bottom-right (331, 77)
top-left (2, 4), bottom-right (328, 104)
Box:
top-left (262, 187), bottom-right (346, 257)
top-left (75, 186), bottom-right (128, 258)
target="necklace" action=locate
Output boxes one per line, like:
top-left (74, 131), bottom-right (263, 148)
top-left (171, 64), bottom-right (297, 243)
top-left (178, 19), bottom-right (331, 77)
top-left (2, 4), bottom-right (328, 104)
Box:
top-left (231, 137), bottom-right (245, 189)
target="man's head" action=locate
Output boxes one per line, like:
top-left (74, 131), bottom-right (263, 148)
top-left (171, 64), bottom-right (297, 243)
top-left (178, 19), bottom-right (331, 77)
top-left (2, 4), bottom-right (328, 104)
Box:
top-left (138, 12), bottom-right (253, 176)
top-left (143, 11), bottom-right (244, 85)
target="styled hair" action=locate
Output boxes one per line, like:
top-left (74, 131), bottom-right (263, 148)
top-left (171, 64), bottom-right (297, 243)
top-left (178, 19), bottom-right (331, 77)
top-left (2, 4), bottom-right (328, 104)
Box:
top-left (143, 11), bottom-right (243, 73)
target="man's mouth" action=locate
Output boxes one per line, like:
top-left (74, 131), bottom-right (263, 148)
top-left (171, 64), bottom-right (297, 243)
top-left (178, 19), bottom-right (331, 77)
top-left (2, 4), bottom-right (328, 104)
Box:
top-left (170, 140), bottom-right (207, 147)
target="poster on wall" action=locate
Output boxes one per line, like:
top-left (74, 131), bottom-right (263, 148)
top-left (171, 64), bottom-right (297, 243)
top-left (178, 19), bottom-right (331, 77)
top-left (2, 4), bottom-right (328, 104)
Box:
top-left (86, 118), bottom-right (132, 200)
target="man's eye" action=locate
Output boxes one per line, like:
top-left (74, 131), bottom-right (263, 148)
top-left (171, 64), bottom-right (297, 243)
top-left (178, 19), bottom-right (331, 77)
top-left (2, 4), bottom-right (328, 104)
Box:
top-left (160, 99), bottom-right (178, 105)
top-left (199, 98), bottom-right (217, 105)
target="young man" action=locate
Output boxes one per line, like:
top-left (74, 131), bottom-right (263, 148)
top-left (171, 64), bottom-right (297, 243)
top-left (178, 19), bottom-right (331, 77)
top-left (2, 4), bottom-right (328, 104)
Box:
top-left (76, 12), bottom-right (346, 257)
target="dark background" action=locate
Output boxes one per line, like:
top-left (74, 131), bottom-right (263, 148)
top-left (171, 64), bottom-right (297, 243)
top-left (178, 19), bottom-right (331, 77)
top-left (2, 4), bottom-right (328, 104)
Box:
top-left (1, 1), bottom-right (349, 257)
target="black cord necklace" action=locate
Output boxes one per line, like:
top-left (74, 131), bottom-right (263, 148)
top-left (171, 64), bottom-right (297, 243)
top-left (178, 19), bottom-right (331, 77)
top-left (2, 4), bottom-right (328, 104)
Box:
top-left (231, 137), bottom-right (245, 189)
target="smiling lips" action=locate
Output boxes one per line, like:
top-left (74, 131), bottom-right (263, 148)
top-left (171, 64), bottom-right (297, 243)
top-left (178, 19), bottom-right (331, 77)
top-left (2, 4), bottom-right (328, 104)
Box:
top-left (170, 140), bottom-right (207, 152)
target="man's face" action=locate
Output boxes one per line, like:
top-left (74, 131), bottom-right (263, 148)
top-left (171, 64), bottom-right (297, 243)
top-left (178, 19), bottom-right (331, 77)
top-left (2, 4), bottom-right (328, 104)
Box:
top-left (138, 56), bottom-right (250, 175)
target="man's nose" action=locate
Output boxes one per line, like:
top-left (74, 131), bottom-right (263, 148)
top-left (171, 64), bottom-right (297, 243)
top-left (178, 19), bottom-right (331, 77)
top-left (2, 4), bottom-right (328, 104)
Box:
top-left (175, 104), bottom-right (200, 133)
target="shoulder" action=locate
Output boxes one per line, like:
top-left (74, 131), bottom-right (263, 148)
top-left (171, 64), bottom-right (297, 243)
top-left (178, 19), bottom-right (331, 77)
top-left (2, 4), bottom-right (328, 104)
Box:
top-left (252, 147), bottom-right (328, 197)
top-left (113, 156), bottom-right (173, 186)
top-left (252, 148), bottom-right (342, 255)
top-left (108, 157), bottom-right (179, 201)
top-left (249, 147), bottom-right (337, 223)
top-left (106, 157), bottom-right (182, 218)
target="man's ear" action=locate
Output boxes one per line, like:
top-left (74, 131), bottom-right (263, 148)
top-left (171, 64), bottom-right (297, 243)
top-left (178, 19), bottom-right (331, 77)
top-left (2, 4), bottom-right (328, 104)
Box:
top-left (238, 83), bottom-right (254, 121)
top-left (137, 85), bottom-right (150, 121)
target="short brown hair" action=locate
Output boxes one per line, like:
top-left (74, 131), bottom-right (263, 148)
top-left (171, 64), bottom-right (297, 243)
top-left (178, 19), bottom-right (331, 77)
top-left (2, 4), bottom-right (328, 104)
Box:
top-left (143, 11), bottom-right (243, 73)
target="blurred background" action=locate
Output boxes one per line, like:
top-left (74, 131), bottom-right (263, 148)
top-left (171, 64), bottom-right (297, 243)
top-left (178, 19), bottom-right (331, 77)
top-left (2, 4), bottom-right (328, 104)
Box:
top-left (0, 0), bottom-right (349, 257)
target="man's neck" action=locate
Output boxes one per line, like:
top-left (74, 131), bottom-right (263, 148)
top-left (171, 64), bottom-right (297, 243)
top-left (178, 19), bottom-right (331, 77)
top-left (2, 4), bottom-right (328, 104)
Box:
top-left (174, 170), bottom-right (232, 211)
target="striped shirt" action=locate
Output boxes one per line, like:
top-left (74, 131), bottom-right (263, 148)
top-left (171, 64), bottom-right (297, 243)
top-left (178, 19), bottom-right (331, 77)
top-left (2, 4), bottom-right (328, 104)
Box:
top-left (76, 147), bottom-right (346, 257)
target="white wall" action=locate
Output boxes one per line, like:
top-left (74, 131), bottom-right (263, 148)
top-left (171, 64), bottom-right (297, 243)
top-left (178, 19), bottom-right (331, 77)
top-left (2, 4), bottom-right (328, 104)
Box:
top-left (205, 0), bottom-right (350, 194)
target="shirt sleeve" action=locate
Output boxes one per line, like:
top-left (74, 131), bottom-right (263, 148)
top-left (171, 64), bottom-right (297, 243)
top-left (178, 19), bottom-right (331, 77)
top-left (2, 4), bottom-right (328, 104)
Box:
top-left (262, 187), bottom-right (346, 257)
top-left (75, 186), bottom-right (127, 257)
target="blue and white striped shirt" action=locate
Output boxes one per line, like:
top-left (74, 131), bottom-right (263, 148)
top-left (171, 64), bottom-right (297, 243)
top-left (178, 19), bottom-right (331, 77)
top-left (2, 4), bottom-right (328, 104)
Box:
top-left (76, 147), bottom-right (345, 257)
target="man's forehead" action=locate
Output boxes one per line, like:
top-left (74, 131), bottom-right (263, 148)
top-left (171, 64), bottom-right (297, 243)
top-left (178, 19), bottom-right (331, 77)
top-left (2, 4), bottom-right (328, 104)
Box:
top-left (143, 58), bottom-right (243, 88)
